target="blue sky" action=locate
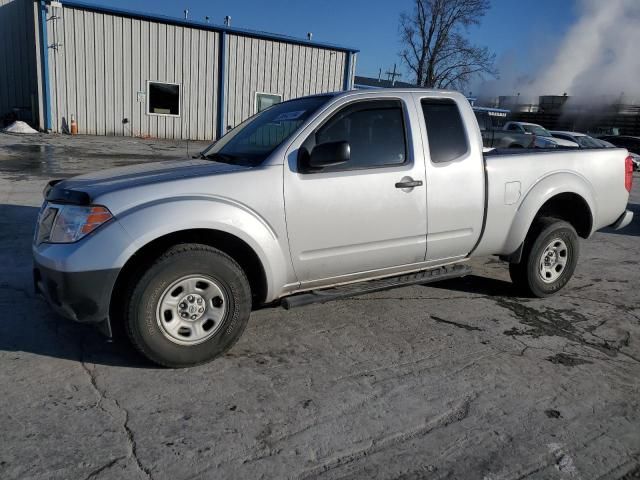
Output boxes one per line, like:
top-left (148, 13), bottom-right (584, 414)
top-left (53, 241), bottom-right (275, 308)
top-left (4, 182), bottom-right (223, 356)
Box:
top-left (94, 0), bottom-right (578, 85)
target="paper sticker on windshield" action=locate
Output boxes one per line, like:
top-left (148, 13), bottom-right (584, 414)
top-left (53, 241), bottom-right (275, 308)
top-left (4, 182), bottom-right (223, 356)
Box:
top-left (273, 111), bottom-right (306, 121)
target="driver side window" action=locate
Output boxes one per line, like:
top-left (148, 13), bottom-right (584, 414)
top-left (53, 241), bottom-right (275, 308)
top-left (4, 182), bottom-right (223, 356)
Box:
top-left (312, 100), bottom-right (408, 172)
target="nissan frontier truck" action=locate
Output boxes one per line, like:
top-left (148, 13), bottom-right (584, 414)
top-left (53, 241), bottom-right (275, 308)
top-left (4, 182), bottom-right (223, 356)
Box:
top-left (33, 89), bottom-right (634, 367)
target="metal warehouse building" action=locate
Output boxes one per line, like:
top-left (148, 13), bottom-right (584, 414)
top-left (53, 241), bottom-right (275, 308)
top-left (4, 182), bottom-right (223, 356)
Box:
top-left (0, 0), bottom-right (358, 140)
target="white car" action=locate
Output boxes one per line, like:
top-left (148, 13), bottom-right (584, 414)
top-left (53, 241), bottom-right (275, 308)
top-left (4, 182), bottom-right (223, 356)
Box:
top-left (504, 122), bottom-right (579, 148)
top-left (550, 131), bottom-right (604, 149)
top-left (579, 134), bottom-right (640, 170)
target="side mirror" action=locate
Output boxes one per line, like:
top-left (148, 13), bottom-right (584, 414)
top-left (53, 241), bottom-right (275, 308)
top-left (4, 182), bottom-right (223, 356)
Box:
top-left (308, 141), bottom-right (350, 169)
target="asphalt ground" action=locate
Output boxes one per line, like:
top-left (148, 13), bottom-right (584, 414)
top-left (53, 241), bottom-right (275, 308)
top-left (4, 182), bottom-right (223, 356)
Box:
top-left (1, 132), bottom-right (638, 480)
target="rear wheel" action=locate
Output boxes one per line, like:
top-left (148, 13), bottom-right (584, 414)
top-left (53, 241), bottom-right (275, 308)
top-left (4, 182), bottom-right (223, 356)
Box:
top-left (125, 244), bottom-right (251, 367)
top-left (509, 218), bottom-right (579, 297)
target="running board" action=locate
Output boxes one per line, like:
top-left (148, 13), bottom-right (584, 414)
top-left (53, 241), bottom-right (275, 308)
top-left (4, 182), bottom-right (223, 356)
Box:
top-left (281, 264), bottom-right (471, 310)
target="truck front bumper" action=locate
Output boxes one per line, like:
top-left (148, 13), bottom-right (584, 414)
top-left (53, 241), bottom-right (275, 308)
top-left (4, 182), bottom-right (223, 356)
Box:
top-left (611, 209), bottom-right (634, 230)
top-left (33, 262), bottom-right (120, 335)
top-left (32, 217), bottom-right (133, 336)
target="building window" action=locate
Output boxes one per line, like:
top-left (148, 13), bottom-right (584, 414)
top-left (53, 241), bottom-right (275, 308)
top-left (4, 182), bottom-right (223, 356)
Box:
top-left (256, 93), bottom-right (282, 113)
top-left (147, 81), bottom-right (180, 116)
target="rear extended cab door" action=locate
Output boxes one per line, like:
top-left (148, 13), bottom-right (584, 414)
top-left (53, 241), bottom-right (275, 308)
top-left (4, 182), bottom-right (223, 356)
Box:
top-left (412, 92), bottom-right (486, 261)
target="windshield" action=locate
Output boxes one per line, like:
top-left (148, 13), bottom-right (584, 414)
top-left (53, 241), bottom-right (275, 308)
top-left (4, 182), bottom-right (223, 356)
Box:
top-left (201, 95), bottom-right (332, 166)
top-left (522, 124), bottom-right (551, 137)
top-left (577, 135), bottom-right (602, 148)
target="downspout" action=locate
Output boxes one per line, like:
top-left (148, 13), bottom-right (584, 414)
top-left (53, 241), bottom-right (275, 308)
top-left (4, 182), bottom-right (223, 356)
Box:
top-left (342, 51), bottom-right (353, 91)
top-left (38, 0), bottom-right (51, 131)
top-left (216, 31), bottom-right (227, 139)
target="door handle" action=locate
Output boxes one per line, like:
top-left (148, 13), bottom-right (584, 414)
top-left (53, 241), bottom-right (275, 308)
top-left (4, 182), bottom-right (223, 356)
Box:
top-left (395, 178), bottom-right (423, 189)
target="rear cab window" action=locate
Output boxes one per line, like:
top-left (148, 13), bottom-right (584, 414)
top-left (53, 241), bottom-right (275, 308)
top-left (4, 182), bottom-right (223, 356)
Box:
top-left (421, 98), bottom-right (469, 163)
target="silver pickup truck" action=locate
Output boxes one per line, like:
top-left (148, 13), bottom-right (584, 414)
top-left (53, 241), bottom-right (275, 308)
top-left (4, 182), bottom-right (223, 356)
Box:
top-left (33, 89), bottom-right (634, 367)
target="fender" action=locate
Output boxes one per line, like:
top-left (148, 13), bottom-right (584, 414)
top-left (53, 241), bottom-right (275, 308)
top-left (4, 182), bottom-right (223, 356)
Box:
top-left (114, 195), bottom-right (292, 302)
top-left (502, 171), bottom-right (596, 255)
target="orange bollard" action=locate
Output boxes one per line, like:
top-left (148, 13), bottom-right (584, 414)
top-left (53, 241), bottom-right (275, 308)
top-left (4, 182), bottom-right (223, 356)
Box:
top-left (70, 115), bottom-right (78, 135)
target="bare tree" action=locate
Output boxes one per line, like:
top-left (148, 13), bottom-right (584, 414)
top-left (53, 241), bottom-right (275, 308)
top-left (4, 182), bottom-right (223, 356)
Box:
top-left (399, 0), bottom-right (497, 90)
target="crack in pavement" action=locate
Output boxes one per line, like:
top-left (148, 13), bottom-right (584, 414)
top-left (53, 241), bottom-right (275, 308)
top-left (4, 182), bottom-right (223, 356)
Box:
top-left (113, 396), bottom-right (154, 480)
top-left (431, 315), bottom-right (484, 332)
top-left (560, 294), bottom-right (640, 322)
top-left (78, 341), bottom-right (154, 480)
top-left (296, 393), bottom-right (477, 479)
top-left (83, 456), bottom-right (126, 480)
top-left (494, 296), bottom-right (640, 364)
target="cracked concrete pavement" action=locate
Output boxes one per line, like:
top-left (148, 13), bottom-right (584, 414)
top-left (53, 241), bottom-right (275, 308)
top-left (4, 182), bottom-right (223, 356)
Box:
top-left (0, 133), bottom-right (639, 479)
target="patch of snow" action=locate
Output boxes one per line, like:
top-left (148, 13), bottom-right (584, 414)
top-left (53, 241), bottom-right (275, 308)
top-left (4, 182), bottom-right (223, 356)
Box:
top-left (2, 121), bottom-right (38, 134)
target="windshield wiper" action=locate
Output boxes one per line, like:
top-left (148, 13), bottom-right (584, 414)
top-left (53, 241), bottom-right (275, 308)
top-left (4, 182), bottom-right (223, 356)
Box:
top-left (204, 152), bottom-right (255, 166)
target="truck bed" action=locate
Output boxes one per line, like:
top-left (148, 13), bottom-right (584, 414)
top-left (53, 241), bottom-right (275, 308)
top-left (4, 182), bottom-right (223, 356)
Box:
top-left (474, 147), bottom-right (630, 257)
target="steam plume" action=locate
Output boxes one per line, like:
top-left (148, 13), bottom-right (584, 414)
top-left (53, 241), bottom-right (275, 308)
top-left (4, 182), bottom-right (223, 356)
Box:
top-left (478, 0), bottom-right (640, 102)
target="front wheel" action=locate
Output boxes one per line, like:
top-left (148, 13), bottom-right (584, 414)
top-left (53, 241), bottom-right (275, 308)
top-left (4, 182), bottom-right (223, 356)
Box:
top-left (125, 244), bottom-right (252, 367)
top-left (509, 218), bottom-right (580, 297)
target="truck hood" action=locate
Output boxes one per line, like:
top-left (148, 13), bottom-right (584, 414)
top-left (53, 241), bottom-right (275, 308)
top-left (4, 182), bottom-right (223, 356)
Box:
top-left (45, 159), bottom-right (247, 205)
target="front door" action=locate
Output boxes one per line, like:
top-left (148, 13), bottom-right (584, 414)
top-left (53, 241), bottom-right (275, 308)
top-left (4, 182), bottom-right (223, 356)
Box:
top-left (283, 97), bottom-right (428, 285)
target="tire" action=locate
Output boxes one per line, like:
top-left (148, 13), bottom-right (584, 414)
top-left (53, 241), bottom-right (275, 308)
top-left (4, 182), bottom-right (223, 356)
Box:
top-left (509, 217), bottom-right (579, 298)
top-left (125, 243), bottom-right (251, 368)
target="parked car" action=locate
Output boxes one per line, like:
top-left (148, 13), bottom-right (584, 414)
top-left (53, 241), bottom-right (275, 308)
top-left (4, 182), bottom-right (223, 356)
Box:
top-left (504, 121), bottom-right (579, 148)
top-left (474, 108), bottom-right (558, 149)
top-left (586, 135), bottom-right (640, 170)
top-left (592, 138), bottom-right (616, 148)
top-left (550, 131), bottom-right (604, 148)
top-left (599, 136), bottom-right (640, 170)
top-left (34, 90), bottom-right (634, 367)
top-left (599, 135), bottom-right (640, 154)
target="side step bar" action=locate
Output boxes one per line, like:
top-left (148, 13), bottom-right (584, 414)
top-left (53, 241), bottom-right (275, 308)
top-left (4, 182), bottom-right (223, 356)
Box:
top-left (281, 264), bottom-right (471, 310)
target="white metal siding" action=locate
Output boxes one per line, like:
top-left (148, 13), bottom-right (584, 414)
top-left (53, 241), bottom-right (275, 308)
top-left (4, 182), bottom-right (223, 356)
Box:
top-left (46, 4), bottom-right (219, 140)
top-left (225, 35), bottom-right (347, 130)
top-left (43, 3), bottom-right (354, 140)
top-left (0, 0), bottom-right (38, 120)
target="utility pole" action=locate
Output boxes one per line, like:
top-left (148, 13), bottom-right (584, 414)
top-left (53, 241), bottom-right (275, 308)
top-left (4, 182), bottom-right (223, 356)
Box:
top-left (385, 64), bottom-right (402, 86)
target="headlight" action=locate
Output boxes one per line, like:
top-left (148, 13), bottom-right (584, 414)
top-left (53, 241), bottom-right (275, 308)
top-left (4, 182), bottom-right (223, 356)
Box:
top-left (48, 205), bottom-right (113, 243)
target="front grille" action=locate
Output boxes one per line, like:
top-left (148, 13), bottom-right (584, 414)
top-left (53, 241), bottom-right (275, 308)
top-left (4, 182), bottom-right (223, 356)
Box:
top-left (35, 204), bottom-right (58, 245)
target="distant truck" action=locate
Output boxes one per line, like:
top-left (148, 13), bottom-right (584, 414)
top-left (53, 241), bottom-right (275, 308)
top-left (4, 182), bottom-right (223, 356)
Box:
top-left (34, 90), bottom-right (634, 367)
top-left (473, 108), bottom-right (559, 149)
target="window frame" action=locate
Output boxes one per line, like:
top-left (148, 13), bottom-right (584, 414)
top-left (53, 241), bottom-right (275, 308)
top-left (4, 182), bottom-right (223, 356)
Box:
top-left (255, 92), bottom-right (283, 113)
top-left (146, 80), bottom-right (181, 118)
top-left (300, 97), bottom-right (411, 174)
top-left (420, 97), bottom-right (470, 165)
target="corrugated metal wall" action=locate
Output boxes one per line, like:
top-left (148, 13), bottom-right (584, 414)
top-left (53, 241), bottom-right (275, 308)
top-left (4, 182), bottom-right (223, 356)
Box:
top-left (46, 3), bottom-right (219, 140)
top-left (224, 35), bottom-right (347, 130)
top-left (0, 0), bottom-right (38, 121)
top-left (43, 3), bottom-right (354, 140)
